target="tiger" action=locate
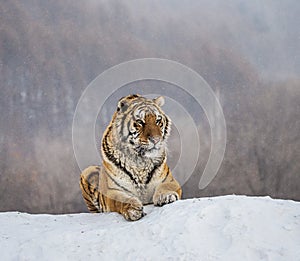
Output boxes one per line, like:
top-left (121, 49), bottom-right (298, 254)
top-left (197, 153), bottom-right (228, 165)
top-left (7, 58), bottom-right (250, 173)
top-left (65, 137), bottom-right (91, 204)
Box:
top-left (80, 94), bottom-right (182, 221)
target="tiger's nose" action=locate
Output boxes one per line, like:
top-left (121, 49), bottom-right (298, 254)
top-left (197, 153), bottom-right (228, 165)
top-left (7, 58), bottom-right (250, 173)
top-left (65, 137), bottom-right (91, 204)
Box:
top-left (149, 136), bottom-right (160, 144)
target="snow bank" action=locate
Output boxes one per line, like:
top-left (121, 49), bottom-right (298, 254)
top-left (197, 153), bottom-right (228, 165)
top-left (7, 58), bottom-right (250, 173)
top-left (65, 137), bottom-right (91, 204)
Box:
top-left (1, 196), bottom-right (299, 260)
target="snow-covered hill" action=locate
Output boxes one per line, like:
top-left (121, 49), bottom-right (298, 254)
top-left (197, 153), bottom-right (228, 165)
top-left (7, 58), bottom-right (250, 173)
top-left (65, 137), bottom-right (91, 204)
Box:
top-left (1, 196), bottom-right (299, 261)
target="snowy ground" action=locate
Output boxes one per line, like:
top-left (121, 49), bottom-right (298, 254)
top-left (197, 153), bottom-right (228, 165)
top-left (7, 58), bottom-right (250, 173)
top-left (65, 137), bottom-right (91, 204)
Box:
top-left (1, 195), bottom-right (300, 261)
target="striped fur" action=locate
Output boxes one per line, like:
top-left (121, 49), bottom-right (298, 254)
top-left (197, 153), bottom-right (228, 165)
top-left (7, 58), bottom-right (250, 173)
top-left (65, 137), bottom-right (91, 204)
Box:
top-left (80, 94), bottom-right (182, 221)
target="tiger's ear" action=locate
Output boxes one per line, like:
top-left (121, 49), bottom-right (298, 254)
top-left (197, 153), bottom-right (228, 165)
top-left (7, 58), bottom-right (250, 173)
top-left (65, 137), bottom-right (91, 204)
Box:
top-left (117, 94), bottom-right (141, 112)
top-left (117, 97), bottom-right (129, 112)
top-left (153, 96), bottom-right (165, 107)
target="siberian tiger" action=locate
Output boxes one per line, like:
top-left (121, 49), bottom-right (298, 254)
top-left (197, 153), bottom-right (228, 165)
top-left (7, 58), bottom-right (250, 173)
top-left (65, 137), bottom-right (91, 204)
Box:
top-left (80, 94), bottom-right (182, 221)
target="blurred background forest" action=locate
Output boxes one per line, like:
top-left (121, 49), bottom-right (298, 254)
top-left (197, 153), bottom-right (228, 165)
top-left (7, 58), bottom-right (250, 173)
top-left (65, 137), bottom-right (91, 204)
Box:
top-left (1, 0), bottom-right (299, 213)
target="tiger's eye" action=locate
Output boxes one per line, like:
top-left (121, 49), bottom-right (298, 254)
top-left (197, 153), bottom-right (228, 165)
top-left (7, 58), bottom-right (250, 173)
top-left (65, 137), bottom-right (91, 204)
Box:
top-left (156, 116), bottom-right (162, 125)
top-left (136, 119), bottom-right (144, 126)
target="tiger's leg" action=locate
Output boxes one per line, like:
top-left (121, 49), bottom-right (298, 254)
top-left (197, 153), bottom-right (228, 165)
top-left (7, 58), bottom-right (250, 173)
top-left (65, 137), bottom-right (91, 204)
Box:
top-left (80, 166), bottom-right (102, 213)
top-left (153, 166), bottom-right (182, 207)
top-left (100, 192), bottom-right (145, 221)
top-left (99, 171), bottom-right (145, 221)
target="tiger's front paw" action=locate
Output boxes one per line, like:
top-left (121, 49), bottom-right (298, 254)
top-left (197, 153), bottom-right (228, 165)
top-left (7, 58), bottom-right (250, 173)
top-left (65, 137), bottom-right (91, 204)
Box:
top-left (122, 198), bottom-right (145, 221)
top-left (153, 191), bottom-right (179, 207)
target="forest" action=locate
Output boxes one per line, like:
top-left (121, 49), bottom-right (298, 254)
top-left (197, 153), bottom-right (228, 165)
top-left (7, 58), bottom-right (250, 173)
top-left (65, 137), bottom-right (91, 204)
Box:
top-left (1, 0), bottom-right (299, 213)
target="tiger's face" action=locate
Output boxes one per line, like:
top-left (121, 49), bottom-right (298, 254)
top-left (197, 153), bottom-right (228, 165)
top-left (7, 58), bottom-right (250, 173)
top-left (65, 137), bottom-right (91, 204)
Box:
top-left (115, 94), bottom-right (171, 157)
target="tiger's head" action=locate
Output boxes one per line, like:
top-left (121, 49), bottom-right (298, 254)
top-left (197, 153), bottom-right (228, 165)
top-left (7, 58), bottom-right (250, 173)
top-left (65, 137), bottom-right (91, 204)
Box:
top-left (112, 94), bottom-right (171, 158)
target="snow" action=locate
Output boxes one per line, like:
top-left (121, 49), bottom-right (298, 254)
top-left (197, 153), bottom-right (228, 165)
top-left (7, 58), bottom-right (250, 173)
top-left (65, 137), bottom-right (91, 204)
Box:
top-left (1, 195), bottom-right (300, 261)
